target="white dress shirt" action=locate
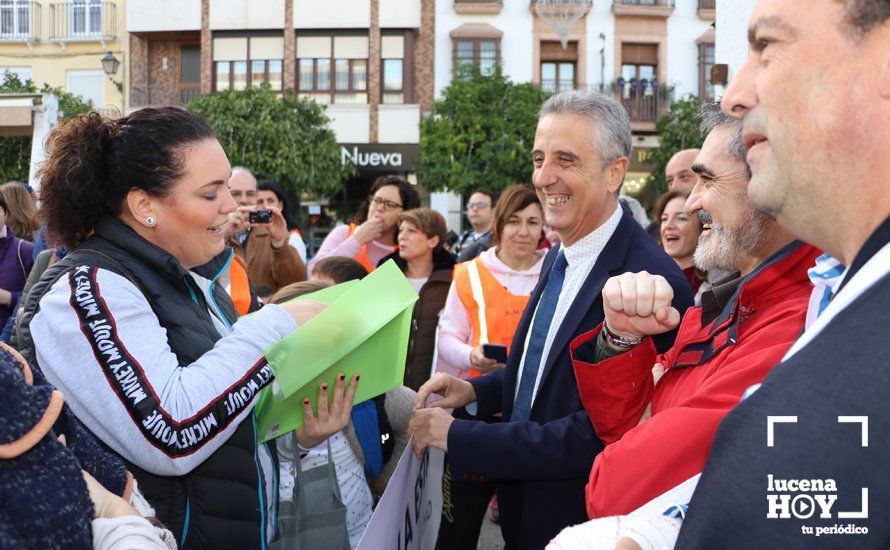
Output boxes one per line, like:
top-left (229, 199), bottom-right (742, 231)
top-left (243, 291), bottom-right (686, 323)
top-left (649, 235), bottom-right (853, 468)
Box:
top-left (515, 205), bottom-right (623, 405)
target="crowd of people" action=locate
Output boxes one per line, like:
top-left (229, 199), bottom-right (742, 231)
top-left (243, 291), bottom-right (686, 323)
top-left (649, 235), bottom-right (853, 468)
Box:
top-left (0, 0), bottom-right (888, 548)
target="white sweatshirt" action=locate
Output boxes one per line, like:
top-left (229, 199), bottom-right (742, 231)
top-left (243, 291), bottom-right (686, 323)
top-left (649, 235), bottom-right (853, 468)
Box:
top-left (30, 265), bottom-right (298, 476)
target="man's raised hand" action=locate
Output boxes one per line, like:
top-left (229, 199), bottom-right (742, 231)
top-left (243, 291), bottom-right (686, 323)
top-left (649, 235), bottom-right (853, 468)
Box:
top-left (602, 271), bottom-right (681, 339)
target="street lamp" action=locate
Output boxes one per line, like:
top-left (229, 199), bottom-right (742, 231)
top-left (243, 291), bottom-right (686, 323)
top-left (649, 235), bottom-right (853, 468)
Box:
top-left (101, 53), bottom-right (123, 93)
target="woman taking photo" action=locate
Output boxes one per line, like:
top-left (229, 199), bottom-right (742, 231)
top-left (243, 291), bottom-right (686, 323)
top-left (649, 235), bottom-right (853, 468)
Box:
top-left (257, 180), bottom-right (308, 264)
top-left (18, 108), bottom-right (357, 549)
top-left (434, 184), bottom-right (546, 548)
top-left (656, 188), bottom-right (705, 294)
top-left (380, 207), bottom-right (455, 391)
top-left (308, 175), bottom-right (420, 274)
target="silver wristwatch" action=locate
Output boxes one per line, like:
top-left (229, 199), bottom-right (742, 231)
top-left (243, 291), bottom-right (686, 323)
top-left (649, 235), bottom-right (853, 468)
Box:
top-left (602, 323), bottom-right (644, 349)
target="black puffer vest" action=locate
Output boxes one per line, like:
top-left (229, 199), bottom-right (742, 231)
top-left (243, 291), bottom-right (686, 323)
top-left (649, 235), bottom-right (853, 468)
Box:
top-left (19, 217), bottom-right (275, 549)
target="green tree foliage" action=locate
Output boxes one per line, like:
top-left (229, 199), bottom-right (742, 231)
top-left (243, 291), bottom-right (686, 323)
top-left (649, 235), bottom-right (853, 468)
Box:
top-left (647, 94), bottom-right (705, 195)
top-left (417, 69), bottom-right (547, 194)
top-left (188, 84), bottom-right (353, 198)
top-left (0, 71), bottom-right (93, 182)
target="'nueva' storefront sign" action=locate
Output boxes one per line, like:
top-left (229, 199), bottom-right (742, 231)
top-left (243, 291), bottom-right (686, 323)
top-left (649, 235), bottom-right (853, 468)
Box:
top-left (341, 143), bottom-right (419, 174)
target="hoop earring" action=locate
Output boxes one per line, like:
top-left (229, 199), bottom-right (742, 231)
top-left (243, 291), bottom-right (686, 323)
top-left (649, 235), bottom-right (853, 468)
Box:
top-left (145, 216), bottom-right (155, 227)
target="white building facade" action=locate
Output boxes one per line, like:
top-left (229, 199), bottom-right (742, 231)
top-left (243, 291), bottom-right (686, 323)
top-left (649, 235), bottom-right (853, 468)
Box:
top-left (432, 0), bottom-right (717, 228)
top-left (714, 0), bottom-right (754, 91)
top-left (126, 0), bottom-right (434, 251)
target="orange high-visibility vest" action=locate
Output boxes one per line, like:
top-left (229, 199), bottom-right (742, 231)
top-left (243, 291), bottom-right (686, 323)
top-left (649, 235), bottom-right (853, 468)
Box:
top-left (229, 254), bottom-right (252, 316)
top-left (453, 257), bottom-right (532, 378)
top-left (348, 223), bottom-right (396, 273)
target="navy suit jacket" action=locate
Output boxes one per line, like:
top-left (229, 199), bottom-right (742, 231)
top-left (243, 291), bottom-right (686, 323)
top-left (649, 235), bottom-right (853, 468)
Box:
top-left (677, 221), bottom-right (890, 549)
top-left (447, 210), bottom-right (694, 549)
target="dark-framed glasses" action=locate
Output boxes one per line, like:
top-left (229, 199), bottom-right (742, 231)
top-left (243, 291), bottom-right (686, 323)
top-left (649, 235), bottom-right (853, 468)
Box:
top-left (369, 195), bottom-right (404, 211)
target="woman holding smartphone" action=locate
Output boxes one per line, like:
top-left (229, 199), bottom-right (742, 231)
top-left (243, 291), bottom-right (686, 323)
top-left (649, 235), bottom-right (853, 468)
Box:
top-left (437, 184), bottom-right (546, 379)
top-left (433, 184), bottom-right (546, 548)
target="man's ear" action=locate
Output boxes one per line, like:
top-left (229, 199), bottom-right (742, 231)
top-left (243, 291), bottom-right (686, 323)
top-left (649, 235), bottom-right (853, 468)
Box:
top-left (125, 188), bottom-right (159, 229)
top-left (606, 157), bottom-right (630, 194)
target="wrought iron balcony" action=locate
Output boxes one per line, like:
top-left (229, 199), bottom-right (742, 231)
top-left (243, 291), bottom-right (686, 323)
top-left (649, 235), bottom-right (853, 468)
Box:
top-left (697, 0), bottom-right (715, 19)
top-left (49, 1), bottom-right (116, 41)
top-left (0, 1), bottom-right (40, 42)
top-left (613, 80), bottom-right (671, 126)
top-left (612, 0), bottom-right (675, 17)
top-left (614, 84), bottom-right (662, 123)
top-left (95, 105), bottom-right (121, 119)
top-left (454, 0), bottom-right (502, 15)
top-left (540, 81), bottom-right (670, 125)
top-left (540, 79), bottom-right (576, 95)
top-left (130, 84), bottom-right (200, 109)
top-left (614, 0), bottom-right (674, 5)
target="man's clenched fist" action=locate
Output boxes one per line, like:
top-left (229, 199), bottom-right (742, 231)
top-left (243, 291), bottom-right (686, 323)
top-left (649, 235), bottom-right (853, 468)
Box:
top-left (601, 271), bottom-right (681, 339)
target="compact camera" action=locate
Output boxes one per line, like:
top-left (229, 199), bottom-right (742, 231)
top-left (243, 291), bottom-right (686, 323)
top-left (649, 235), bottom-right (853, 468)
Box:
top-left (249, 209), bottom-right (272, 224)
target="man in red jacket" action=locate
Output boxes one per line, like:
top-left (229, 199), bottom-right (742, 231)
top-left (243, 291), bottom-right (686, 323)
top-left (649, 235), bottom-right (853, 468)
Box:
top-left (568, 102), bottom-right (821, 521)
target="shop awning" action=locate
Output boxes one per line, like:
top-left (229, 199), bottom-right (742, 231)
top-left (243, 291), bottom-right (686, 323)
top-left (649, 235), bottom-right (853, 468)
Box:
top-left (0, 94), bottom-right (42, 136)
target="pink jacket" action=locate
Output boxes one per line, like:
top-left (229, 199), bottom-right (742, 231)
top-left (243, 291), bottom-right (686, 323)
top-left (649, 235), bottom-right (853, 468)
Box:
top-left (307, 224), bottom-right (396, 276)
top-left (435, 248), bottom-right (545, 378)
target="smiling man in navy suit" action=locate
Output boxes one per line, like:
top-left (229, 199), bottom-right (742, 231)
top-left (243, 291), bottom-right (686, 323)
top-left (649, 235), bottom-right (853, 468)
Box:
top-left (410, 89), bottom-right (694, 549)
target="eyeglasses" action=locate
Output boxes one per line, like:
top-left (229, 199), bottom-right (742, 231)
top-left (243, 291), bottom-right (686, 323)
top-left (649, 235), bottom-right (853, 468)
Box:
top-left (466, 202), bottom-right (491, 209)
top-left (369, 195), bottom-right (404, 211)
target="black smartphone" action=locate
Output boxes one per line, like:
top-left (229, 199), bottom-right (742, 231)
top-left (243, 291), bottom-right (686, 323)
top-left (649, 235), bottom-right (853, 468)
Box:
top-left (249, 209), bottom-right (272, 224)
top-left (482, 343), bottom-right (508, 364)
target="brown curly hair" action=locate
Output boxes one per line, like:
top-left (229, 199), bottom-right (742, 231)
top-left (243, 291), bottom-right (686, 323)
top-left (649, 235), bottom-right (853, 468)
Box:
top-left (37, 107), bottom-right (216, 247)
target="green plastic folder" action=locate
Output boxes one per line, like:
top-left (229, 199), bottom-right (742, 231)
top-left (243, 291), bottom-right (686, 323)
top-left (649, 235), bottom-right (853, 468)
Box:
top-left (255, 260), bottom-right (418, 443)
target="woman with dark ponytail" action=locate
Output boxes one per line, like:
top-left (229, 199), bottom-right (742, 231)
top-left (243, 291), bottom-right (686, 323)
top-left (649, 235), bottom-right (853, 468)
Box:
top-left (19, 108), bottom-right (358, 549)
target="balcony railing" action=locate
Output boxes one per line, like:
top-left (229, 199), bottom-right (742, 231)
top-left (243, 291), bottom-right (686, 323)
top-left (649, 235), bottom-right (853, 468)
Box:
top-left (697, 0), bottom-right (715, 19)
top-left (49, 1), bottom-right (116, 41)
top-left (0, 1), bottom-right (40, 41)
top-left (541, 79), bottom-right (576, 95)
top-left (95, 105), bottom-right (120, 119)
top-left (600, 79), bottom-right (668, 123)
top-left (612, 0), bottom-right (675, 17)
top-left (614, 0), bottom-right (675, 6)
top-left (130, 84), bottom-right (200, 109)
top-left (454, 0), bottom-right (502, 15)
top-left (541, 81), bottom-right (669, 124)
top-left (616, 86), bottom-right (661, 123)
top-left (612, 78), bottom-right (673, 124)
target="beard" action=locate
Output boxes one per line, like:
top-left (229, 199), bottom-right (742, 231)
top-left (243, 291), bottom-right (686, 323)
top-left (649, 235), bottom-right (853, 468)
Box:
top-left (694, 197), bottom-right (773, 272)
